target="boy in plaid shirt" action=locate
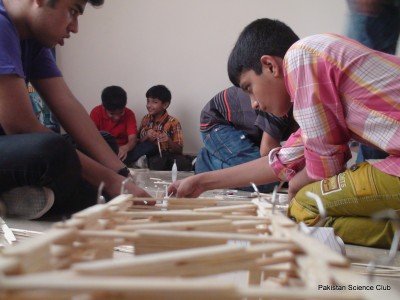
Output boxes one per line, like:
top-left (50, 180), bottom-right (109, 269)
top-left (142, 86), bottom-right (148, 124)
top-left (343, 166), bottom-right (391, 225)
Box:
top-left (127, 85), bottom-right (191, 171)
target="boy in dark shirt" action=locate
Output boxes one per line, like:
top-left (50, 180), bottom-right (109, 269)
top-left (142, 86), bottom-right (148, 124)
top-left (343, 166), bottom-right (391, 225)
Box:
top-left (196, 86), bottom-right (297, 192)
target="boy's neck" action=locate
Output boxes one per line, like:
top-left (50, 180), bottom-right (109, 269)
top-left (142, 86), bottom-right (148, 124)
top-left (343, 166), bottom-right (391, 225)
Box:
top-left (152, 110), bottom-right (167, 122)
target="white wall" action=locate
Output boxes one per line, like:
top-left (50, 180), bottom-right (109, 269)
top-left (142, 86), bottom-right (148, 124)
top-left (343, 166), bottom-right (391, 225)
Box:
top-left (57, 0), bottom-right (347, 154)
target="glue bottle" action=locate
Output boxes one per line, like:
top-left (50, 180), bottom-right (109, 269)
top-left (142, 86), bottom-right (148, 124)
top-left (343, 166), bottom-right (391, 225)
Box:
top-left (172, 159), bottom-right (178, 182)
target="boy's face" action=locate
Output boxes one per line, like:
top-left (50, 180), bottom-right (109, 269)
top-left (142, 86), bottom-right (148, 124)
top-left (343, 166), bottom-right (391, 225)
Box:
top-left (106, 108), bottom-right (125, 122)
top-left (30, 0), bottom-right (87, 47)
top-left (146, 97), bottom-right (168, 116)
top-left (239, 56), bottom-right (292, 117)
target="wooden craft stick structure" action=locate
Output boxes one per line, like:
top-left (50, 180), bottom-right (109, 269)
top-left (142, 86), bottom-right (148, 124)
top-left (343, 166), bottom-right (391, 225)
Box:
top-left (0, 194), bottom-right (397, 299)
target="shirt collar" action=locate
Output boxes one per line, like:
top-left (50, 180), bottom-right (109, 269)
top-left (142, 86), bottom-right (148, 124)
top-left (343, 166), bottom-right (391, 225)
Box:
top-left (150, 110), bottom-right (169, 124)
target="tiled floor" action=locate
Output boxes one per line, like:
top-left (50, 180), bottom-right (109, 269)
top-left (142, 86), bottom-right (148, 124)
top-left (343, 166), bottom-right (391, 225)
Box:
top-left (2, 169), bottom-right (399, 292)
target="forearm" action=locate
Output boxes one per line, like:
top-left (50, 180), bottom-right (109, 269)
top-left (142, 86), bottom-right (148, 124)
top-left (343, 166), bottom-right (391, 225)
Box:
top-left (77, 151), bottom-right (144, 197)
top-left (124, 135), bottom-right (138, 151)
top-left (260, 132), bottom-right (280, 157)
top-left (196, 156), bottom-right (279, 191)
top-left (287, 168), bottom-right (316, 198)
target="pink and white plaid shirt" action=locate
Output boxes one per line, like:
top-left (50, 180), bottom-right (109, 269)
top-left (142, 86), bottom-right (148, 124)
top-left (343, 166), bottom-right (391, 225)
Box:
top-left (269, 33), bottom-right (400, 181)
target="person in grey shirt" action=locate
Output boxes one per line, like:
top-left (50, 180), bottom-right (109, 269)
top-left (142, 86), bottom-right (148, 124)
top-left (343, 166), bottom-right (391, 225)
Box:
top-left (196, 86), bottom-right (298, 192)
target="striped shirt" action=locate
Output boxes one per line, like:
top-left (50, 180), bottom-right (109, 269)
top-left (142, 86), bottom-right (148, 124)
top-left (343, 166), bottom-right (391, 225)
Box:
top-left (269, 33), bottom-right (400, 181)
top-left (139, 111), bottom-right (183, 152)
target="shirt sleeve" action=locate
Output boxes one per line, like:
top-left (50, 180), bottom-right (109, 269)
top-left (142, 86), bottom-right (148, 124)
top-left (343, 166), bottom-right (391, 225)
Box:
top-left (0, 16), bottom-right (61, 80)
top-left (269, 128), bottom-right (306, 181)
top-left (29, 46), bottom-right (62, 80)
top-left (274, 47), bottom-right (352, 180)
top-left (89, 106), bottom-right (101, 130)
top-left (139, 115), bottom-right (148, 138)
top-left (0, 17), bottom-right (24, 77)
top-left (255, 112), bottom-right (290, 141)
top-left (170, 119), bottom-right (184, 147)
top-left (125, 109), bottom-right (138, 135)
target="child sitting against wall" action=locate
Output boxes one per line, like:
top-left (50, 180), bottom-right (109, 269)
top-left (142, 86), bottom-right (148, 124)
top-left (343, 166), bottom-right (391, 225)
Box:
top-left (90, 86), bottom-right (138, 162)
top-left (127, 85), bottom-right (192, 171)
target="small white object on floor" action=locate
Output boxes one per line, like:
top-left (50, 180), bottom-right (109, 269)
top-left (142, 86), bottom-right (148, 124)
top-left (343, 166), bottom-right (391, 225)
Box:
top-left (1, 217), bottom-right (16, 244)
top-left (171, 159), bottom-right (177, 182)
top-left (134, 155), bottom-right (147, 169)
top-left (299, 223), bottom-right (346, 255)
top-left (153, 181), bottom-right (172, 185)
top-left (150, 177), bottom-right (162, 181)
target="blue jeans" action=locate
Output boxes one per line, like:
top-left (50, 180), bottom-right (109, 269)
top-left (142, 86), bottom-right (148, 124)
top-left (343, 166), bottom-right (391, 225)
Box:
top-left (356, 144), bottom-right (389, 163)
top-left (347, 1), bottom-right (400, 54)
top-left (195, 125), bottom-right (277, 192)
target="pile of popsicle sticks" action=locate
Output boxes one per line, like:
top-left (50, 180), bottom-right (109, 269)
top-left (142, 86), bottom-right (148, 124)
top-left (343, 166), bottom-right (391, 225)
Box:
top-left (0, 194), bottom-right (397, 299)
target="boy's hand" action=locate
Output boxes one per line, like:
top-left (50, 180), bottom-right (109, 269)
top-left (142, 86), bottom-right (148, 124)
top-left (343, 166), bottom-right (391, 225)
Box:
top-left (157, 131), bottom-right (169, 143)
top-left (287, 168), bottom-right (316, 200)
top-left (146, 129), bottom-right (158, 142)
top-left (104, 173), bottom-right (152, 201)
top-left (168, 175), bottom-right (205, 198)
top-left (118, 145), bottom-right (129, 161)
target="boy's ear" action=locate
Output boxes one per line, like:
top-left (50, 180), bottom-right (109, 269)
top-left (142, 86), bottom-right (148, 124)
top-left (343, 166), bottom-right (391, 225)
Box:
top-left (163, 102), bottom-right (170, 110)
top-left (35, 0), bottom-right (46, 7)
top-left (260, 55), bottom-right (282, 78)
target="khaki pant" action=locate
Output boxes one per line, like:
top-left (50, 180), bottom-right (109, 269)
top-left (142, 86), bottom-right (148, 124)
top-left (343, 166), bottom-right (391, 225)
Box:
top-left (289, 162), bottom-right (400, 248)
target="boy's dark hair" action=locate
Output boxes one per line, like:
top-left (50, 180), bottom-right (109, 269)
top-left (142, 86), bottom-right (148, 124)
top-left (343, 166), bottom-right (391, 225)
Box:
top-left (146, 85), bottom-right (172, 104)
top-left (227, 18), bottom-right (299, 86)
top-left (48, 0), bottom-right (104, 7)
top-left (101, 86), bottom-right (127, 111)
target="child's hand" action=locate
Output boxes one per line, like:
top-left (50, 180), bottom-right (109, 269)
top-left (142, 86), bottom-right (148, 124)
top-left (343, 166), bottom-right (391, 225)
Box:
top-left (168, 175), bottom-right (205, 198)
top-left (146, 129), bottom-right (158, 141)
top-left (118, 145), bottom-right (129, 161)
top-left (157, 131), bottom-right (169, 143)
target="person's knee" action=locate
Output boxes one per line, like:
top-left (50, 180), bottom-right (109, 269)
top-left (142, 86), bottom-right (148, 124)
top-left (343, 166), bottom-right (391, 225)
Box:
top-left (36, 133), bottom-right (81, 175)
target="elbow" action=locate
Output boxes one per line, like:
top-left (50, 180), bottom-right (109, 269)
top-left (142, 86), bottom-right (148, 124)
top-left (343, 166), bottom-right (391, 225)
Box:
top-left (260, 149), bottom-right (268, 157)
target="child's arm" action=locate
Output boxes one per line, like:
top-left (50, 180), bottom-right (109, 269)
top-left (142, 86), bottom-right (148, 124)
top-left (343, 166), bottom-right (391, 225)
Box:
top-left (260, 131), bottom-right (280, 157)
top-left (157, 131), bottom-right (182, 153)
top-left (140, 129), bottom-right (158, 143)
top-left (168, 156), bottom-right (279, 198)
top-left (287, 168), bottom-right (316, 200)
top-left (160, 119), bottom-right (184, 154)
top-left (118, 134), bottom-right (138, 161)
top-left (89, 107), bottom-right (101, 130)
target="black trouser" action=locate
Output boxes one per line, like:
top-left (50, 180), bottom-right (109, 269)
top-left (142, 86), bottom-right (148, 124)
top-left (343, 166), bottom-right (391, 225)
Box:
top-left (148, 152), bottom-right (193, 171)
top-left (124, 140), bottom-right (158, 166)
top-left (0, 132), bottom-right (98, 217)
